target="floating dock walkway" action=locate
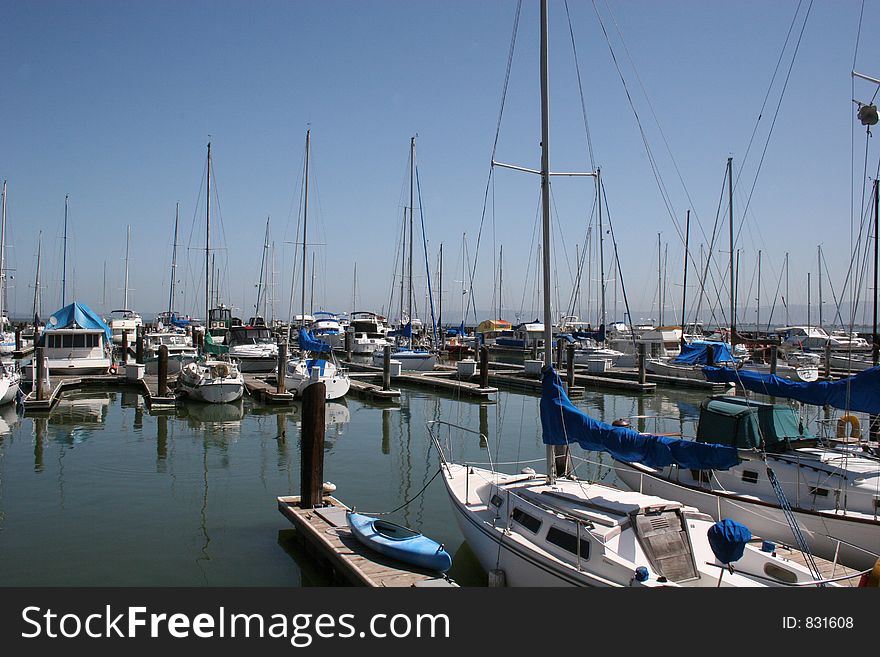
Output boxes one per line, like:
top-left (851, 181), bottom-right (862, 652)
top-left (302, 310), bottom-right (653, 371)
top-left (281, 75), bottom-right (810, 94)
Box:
top-left (21, 372), bottom-right (177, 413)
top-left (277, 495), bottom-right (457, 587)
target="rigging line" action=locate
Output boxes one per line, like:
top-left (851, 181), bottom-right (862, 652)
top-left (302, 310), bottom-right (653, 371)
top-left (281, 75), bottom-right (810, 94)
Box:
top-left (601, 183), bottom-right (636, 344)
top-left (763, 253), bottom-right (787, 332)
top-left (518, 195), bottom-right (543, 320)
top-left (736, 0), bottom-right (814, 232)
top-left (562, 0), bottom-right (596, 171)
top-left (286, 140), bottom-right (307, 329)
top-left (414, 166), bottom-right (438, 346)
top-left (851, 0), bottom-right (866, 257)
top-left (468, 0), bottom-right (522, 322)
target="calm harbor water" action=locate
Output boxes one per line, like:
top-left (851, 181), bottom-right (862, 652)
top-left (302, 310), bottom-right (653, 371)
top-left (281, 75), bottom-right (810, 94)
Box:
top-left (0, 380), bottom-right (711, 587)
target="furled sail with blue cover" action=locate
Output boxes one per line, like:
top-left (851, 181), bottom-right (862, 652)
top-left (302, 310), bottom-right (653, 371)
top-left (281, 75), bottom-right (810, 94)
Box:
top-left (388, 321), bottom-right (412, 338)
top-left (703, 365), bottom-right (880, 415)
top-left (572, 324), bottom-right (606, 343)
top-left (42, 302), bottom-right (112, 343)
top-left (540, 367), bottom-right (739, 469)
top-left (673, 341), bottom-right (736, 364)
top-left (298, 328), bottom-right (331, 353)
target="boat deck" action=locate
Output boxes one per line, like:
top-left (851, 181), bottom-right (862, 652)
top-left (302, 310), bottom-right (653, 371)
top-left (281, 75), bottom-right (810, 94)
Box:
top-left (277, 495), bottom-right (457, 587)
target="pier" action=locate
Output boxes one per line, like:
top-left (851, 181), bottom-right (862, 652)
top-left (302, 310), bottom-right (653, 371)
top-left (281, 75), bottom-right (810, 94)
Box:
top-left (277, 495), bottom-right (456, 587)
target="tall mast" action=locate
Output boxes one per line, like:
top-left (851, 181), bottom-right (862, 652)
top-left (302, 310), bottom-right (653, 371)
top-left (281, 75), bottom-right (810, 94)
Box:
top-left (597, 168), bottom-right (605, 330)
top-left (499, 244), bottom-right (503, 320)
top-left (785, 251), bottom-right (789, 326)
top-left (205, 142), bottom-right (212, 327)
top-left (873, 179), bottom-right (878, 366)
top-left (310, 252), bottom-right (316, 316)
top-left (169, 203), bottom-right (179, 317)
top-left (438, 244), bottom-right (443, 326)
top-left (680, 209), bottom-right (690, 345)
top-left (255, 216), bottom-right (269, 319)
top-left (0, 181), bottom-right (6, 326)
top-left (817, 245), bottom-right (823, 328)
top-left (807, 272), bottom-right (811, 329)
top-left (62, 194), bottom-right (69, 307)
top-left (756, 249), bottom-right (762, 334)
top-left (301, 129), bottom-right (310, 327)
top-left (409, 136), bottom-right (415, 346)
top-left (657, 233), bottom-right (662, 326)
top-left (727, 157), bottom-right (735, 343)
top-left (123, 224), bottom-right (131, 309)
top-left (33, 231), bottom-right (42, 325)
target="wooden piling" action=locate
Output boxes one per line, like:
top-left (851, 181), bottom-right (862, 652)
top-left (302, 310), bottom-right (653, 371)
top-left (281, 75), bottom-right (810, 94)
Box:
top-left (136, 326), bottom-right (144, 365)
top-left (121, 332), bottom-right (129, 365)
top-left (300, 382), bottom-right (327, 510)
top-left (556, 338), bottom-right (564, 369)
top-left (382, 345), bottom-right (391, 390)
top-left (770, 345), bottom-right (778, 375)
top-left (479, 345), bottom-right (489, 389)
top-left (638, 342), bottom-right (646, 385)
top-left (14, 327), bottom-right (21, 352)
top-left (35, 346), bottom-right (45, 401)
top-left (824, 344), bottom-right (831, 379)
top-left (157, 345), bottom-right (168, 397)
top-left (566, 344), bottom-right (575, 389)
top-left (276, 338), bottom-right (287, 393)
top-left (344, 329), bottom-right (352, 362)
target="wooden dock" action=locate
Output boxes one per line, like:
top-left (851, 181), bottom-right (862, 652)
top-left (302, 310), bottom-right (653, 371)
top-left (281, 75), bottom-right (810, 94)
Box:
top-left (277, 495), bottom-right (457, 587)
top-left (243, 374), bottom-right (296, 404)
top-left (21, 371), bottom-right (178, 413)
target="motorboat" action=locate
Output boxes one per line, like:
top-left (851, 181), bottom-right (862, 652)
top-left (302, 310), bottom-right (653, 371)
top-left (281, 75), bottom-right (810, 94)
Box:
top-left (225, 324), bottom-right (278, 373)
top-left (177, 358), bottom-right (244, 404)
top-left (142, 331), bottom-right (198, 375)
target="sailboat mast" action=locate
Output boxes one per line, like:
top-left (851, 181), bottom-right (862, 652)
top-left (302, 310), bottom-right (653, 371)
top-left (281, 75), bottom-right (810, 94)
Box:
top-left (33, 231), bottom-right (42, 325)
top-left (817, 245), bottom-right (823, 328)
top-left (169, 203), bottom-right (179, 317)
top-left (0, 181), bottom-right (6, 326)
top-left (499, 244), bottom-right (503, 320)
top-left (205, 142), bottom-right (212, 328)
top-left (727, 157), bottom-right (735, 343)
top-left (873, 179), bottom-right (878, 366)
top-left (597, 169), bottom-right (605, 330)
top-left (62, 194), bottom-right (69, 307)
top-left (785, 251), bottom-right (789, 327)
top-left (438, 244), bottom-right (443, 326)
top-left (409, 136), bottom-right (415, 345)
top-left (123, 225), bottom-right (131, 309)
top-left (301, 129), bottom-right (310, 327)
top-left (680, 209), bottom-right (690, 345)
top-left (657, 233), bottom-right (662, 326)
top-left (256, 216), bottom-right (269, 319)
top-left (757, 249), bottom-right (762, 334)
top-left (539, 0), bottom-right (552, 369)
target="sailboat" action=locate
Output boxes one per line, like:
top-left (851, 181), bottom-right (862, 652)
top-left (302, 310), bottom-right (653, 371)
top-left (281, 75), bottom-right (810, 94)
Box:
top-left (283, 129), bottom-right (351, 400)
top-left (107, 225), bottom-right (143, 347)
top-left (0, 183), bottom-right (19, 403)
top-left (432, 1), bottom-right (840, 587)
top-left (372, 136), bottom-right (438, 372)
top-left (176, 142), bottom-right (244, 404)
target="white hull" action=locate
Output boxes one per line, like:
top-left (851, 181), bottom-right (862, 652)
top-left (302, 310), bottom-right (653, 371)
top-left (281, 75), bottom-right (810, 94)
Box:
top-left (177, 360), bottom-right (244, 404)
top-left (144, 353), bottom-right (196, 376)
top-left (372, 350), bottom-right (437, 371)
top-left (179, 381), bottom-right (244, 404)
top-left (0, 370), bottom-right (20, 405)
top-left (284, 358), bottom-right (350, 400)
top-left (615, 462), bottom-right (880, 572)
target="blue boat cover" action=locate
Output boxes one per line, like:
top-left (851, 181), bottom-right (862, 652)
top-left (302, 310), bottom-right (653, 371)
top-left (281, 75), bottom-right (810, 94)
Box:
top-left (170, 313), bottom-right (191, 328)
top-left (540, 367), bottom-right (739, 470)
top-left (388, 322), bottom-right (412, 338)
top-left (703, 365), bottom-right (880, 415)
top-left (707, 519), bottom-right (752, 564)
top-left (445, 322), bottom-right (467, 337)
top-left (43, 302), bottom-right (112, 343)
top-left (674, 341), bottom-right (736, 365)
top-left (298, 328), bottom-right (331, 353)
top-left (573, 324), bottom-right (606, 342)
top-left (305, 359), bottom-right (327, 375)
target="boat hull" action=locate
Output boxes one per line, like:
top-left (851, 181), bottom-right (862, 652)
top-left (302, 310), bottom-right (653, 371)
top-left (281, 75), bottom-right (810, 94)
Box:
top-left (179, 381), bottom-right (244, 404)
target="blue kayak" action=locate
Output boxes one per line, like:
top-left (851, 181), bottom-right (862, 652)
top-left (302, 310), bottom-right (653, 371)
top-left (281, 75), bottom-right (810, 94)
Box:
top-left (346, 512), bottom-right (453, 573)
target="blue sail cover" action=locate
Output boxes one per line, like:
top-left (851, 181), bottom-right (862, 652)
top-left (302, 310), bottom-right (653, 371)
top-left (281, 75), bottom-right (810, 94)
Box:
top-left (703, 365), bottom-right (880, 415)
top-left (540, 367), bottom-right (739, 470)
top-left (42, 302), bottom-right (112, 343)
top-left (573, 324), bottom-right (606, 342)
top-left (388, 322), bottom-right (412, 338)
top-left (674, 341), bottom-right (736, 365)
top-left (298, 328), bottom-right (331, 353)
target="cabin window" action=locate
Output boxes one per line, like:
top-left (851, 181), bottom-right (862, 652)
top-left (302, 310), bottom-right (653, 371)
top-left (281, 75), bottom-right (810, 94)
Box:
top-left (809, 487), bottom-right (829, 497)
top-left (742, 470), bottom-right (759, 484)
top-left (72, 334), bottom-right (85, 348)
top-left (764, 563), bottom-right (798, 584)
top-left (546, 527), bottom-right (591, 560)
top-left (690, 469), bottom-right (712, 483)
top-left (511, 508), bottom-right (541, 534)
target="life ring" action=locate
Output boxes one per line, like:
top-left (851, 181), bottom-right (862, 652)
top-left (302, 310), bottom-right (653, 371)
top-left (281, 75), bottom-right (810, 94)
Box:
top-left (214, 363), bottom-right (230, 378)
top-left (109, 365), bottom-right (118, 375)
top-left (836, 414), bottom-right (861, 440)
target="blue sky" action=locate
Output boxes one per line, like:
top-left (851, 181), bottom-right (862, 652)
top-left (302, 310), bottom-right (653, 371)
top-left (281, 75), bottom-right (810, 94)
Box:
top-left (2, 1), bottom-right (878, 329)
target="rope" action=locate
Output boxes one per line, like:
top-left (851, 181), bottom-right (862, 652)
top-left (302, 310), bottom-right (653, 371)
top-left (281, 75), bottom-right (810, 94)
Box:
top-left (360, 468), bottom-right (442, 517)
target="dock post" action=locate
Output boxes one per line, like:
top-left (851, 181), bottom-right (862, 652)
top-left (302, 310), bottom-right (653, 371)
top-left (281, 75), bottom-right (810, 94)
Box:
top-left (344, 329), bottom-right (352, 362)
top-left (556, 338), bottom-right (564, 369)
top-left (531, 340), bottom-right (538, 362)
top-left (383, 345), bottom-right (391, 390)
top-left (14, 327), bottom-right (21, 352)
top-left (35, 346), bottom-right (45, 401)
top-left (276, 338), bottom-right (287, 393)
top-left (136, 326), bottom-right (144, 365)
top-left (121, 332), bottom-right (129, 366)
top-left (769, 345), bottom-right (778, 375)
top-left (479, 403), bottom-right (489, 449)
top-left (300, 382), bottom-right (327, 510)
top-left (824, 344), bottom-right (831, 379)
top-left (479, 345), bottom-right (489, 389)
top-left (566, 344), bottom-right (575, 389)
top-left (157, 345), bottom-right (168, 397)
top-left (638, 342), bottom-right (646, 385)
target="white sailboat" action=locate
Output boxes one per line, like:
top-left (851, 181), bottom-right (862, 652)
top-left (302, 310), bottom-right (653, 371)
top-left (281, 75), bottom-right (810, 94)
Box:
top-left (107, 226), bottom-right (143, 346)
top-left (284, 129), bottom-right (351, 400)
top-left (176, 142), bottom-right (244, 404)
top-left (433, 1), bottom-right (839, 588)
top-left (0, 182), bottom-right (21, 405)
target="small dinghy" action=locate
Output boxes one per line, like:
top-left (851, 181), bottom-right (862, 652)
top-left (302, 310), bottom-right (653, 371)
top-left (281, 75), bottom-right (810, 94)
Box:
top-left (346, 512), bottom-right (452, 573)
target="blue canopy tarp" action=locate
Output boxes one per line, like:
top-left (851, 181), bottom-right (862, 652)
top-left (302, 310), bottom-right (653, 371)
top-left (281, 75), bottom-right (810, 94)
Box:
top-left (388, 322), bottom-right (412, 338)
top-left (674, 340), bottom-right (736, 365)
top-left (703, 365), bottom-right (880, 415)
top-left (298, 328), bottom-right (331, 354)
top-left (42, 302), bottom-right (112, 344)
top-left (540, 367), bottom-right (739, 470)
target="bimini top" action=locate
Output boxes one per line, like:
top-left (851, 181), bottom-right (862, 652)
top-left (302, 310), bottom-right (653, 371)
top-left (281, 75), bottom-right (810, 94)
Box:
top-left (42, 302), bottom-right (112, 343)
